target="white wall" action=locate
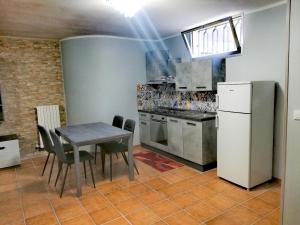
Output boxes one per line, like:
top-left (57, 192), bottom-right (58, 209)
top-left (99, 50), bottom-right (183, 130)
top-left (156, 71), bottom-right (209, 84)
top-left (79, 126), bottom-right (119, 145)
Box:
top-left (283, 0), bottom-right (300, 224)
top-left (60, 36), bottom-right (147, 145)
top-left (226, 4), bottom-right (287, 178)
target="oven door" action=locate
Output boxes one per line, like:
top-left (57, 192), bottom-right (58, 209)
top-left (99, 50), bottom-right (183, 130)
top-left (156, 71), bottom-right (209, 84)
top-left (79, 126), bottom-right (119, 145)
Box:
top-left (150, 116), bottom-right (168, 150)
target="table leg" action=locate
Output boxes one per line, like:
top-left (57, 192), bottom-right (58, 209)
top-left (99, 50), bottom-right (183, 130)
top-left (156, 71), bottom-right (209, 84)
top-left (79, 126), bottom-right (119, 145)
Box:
top-left (73, 145), bottom-right (82, 197)
top-left (127, 134), bottom-right (134, 181)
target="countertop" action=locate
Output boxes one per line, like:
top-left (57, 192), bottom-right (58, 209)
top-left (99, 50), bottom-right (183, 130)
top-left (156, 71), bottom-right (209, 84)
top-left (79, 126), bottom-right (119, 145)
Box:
top-left (138, 108), bottom-right (216, 122)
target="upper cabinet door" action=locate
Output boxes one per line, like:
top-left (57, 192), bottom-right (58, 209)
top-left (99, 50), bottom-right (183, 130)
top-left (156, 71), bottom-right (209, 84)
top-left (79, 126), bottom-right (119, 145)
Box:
top-left (191, 59), bottom-right (213, 91)
top-left (218, 83), bottom-right (252, 113)
top-left (146, 50), bottom-right (169, 82)
top-left (175, 62), bottom-right (193, 91)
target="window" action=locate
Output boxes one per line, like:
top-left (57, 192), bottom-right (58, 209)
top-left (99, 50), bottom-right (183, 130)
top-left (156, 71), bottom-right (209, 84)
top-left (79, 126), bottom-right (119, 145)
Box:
top-left (182, 16), bottom-right (243, 58)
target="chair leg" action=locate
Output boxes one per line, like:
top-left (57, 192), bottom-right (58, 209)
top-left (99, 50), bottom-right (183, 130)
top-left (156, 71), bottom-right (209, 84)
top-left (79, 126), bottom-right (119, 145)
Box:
top-left (48, 154), bottom-right (56, 184)
top-left (55, 162), bottom-right (62, 187)
top-left (110, 153), bottom-right (112, 181)
top-left (88, 160), bottom-right (96, 188)
top-left (83, 161), bottom-right (87, 182)
top-left (115, 153), bottom-right (119, 159)
top-left (122, 152), bottom-right (139, 175)
top-left (41, 153), bottom-right (50, 176)
top-left (101, 150), bottom-right (105, 175)
top-left (60, 165), bottom-right (69, 198)
top-left (94, 145), bottom-right (97, 164)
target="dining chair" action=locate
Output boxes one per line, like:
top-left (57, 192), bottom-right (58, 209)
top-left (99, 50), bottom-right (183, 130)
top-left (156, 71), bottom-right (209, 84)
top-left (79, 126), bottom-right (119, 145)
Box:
top-left (37, 125), bottom-right (73, 184)
top-left (94, 115), bottom-right (124, 164)
top-left (100, 119), bottom-right (139, 181)
top-left (49, 130), bottom-right (96, 197)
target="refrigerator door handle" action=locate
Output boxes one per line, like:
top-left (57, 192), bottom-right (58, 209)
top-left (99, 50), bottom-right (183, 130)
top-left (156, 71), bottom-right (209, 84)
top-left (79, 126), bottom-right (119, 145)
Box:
top-left (215, 115), bottom-right (219, 128)
top-left (216, 94), bottom-right (219, 109)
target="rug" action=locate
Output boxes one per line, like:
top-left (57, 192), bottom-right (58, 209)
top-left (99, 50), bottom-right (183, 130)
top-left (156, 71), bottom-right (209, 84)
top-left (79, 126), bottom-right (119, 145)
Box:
top-left (134, 151), bottom-right (184, 172)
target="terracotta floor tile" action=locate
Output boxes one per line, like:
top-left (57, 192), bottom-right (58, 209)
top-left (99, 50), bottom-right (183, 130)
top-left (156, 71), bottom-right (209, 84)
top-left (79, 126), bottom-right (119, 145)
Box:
top-left (0, 208), bottom-right (24, 225)
top-left (55, 202), bottom-right (86, 222)
top-left (61, 214), bottom-right (95, 225)
top-left (80, 194), bottom-right (110, 212)
top-left (127, 183), bottom-right (151, 195)
top-left (89, 206), bottom-right (121, 225)
top-left (105, 189), bottom-right (133, 203)
top-left (24, 201), bottom-right (52, 219)
top-left (172, 167), bottom-right (199, 178)
top-left (96, 182), bottom-right (121, 194)
top-left (126, 208), bottom-right (160, 225)
top-left (185, 202), bottom-right (222, 223)
top-left (206, 214), bottom-right (238, 225)
top-left (160, 173), bottom-right (184, 184)
top-left (242, 197), bottom-right (275, 216)
top-left (114, 198), bottom-right (146, 215)
top-left (265, 209), bottom-right (280, 224)
top-left (104, 217), bottom-right (130, 225)
top-left (25, 211), bottom-right (57, 225)
top-left (152, 221), bottom-right (167, 225)
top-left (191, 174), bottom-right (216, 185)
top-left (222, 187), bottom-right (253, 203)
top-left (0, 196), bottom-right (22, 213)
top-left (159, 185), bottom-right (182, 197)
top-left (170, 192), bottom-right (199, 208)
top-left (253, 217), bottom-right (279, 225)
top-left (140, 190), bottom-right (166, 206)
top-left (258, 191), bottom-right (281, 208)
top-left (145, 178), bottom-right (169, 190)
top-left (190, 185), bottom-right (217, 200)
top-left (164, 211), bottom-right (198, 225)
top-left (223, 206), bottom-right (260, 225)
top-left (149, 199), bottom-right (180, 218)
top-left (205, 194), bottom-right (238, 211)
top-left (204, 180), bottom-right (235, 193)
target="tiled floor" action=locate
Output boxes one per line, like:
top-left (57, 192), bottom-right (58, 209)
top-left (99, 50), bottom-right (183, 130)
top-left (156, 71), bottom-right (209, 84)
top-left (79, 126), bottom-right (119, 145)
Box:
top-left (0, 146), bottom-right (281, 225)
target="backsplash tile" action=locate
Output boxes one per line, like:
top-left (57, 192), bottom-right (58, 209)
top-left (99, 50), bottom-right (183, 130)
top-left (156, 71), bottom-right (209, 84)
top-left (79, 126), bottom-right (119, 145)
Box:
top-left (137, 84), bottom-right (217, 112)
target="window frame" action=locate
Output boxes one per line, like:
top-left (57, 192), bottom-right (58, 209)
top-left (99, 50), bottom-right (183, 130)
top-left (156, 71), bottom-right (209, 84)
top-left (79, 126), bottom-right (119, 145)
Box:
top-left (181, 16), bottom-right (242, 59)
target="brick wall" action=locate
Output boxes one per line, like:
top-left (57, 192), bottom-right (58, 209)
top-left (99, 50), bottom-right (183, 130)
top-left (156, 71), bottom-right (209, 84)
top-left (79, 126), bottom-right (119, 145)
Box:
top-left (0, 36), bottom-right (66, 157)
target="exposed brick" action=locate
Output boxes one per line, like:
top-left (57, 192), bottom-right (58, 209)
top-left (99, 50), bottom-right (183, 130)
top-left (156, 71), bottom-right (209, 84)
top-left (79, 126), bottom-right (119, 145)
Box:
top-left (0, 36), bottom-right (66, 157)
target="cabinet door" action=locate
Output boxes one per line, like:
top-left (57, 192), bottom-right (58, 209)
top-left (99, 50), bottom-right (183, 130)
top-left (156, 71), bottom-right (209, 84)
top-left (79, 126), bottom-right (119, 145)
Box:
top-left (175, 62), bottom-right (192, 91)
top-left (191, 59), bottom-right (212, 91)
top-left (182, 120), bottom-right (203, 164)
top-left (139, 120), bottom-right (150, 145)
top-left (146, 50), bottom-right (169, 82)
top-left (167, 118), bottom-right (183, 157)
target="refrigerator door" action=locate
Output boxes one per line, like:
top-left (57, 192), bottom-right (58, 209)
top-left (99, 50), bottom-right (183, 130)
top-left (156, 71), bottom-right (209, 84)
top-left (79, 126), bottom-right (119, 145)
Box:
top-left (217, 110), bottom-right (251, 188)
top-left (217, 83), bottom-right (252, 113)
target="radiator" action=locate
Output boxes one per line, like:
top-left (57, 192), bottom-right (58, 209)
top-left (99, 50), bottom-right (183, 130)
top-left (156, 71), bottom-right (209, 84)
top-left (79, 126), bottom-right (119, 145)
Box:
top-left (36, 105), bottom-right (61, 148)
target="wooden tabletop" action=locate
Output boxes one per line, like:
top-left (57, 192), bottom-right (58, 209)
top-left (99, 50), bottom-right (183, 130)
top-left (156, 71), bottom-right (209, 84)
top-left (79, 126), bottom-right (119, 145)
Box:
top-left (55, 122), bottom-right (132, 146)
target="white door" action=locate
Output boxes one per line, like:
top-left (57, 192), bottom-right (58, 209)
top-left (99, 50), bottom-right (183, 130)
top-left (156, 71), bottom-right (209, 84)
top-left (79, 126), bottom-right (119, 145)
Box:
top-left (217, 110), bottom-right (251, 188)
top-left (217, 83), bottom-right (252, 113)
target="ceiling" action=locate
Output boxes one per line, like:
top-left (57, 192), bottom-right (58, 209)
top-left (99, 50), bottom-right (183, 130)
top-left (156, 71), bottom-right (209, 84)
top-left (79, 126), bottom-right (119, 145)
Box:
top-left (0, 0), bottom-right (284, 40)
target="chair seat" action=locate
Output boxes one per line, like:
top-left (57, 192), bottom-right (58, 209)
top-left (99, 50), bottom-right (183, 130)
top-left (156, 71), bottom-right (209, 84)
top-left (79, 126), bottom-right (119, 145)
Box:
top-left (63, 143), bottom-right (73, 152)
top-left (101, 142), bottom-right (128, 154)
top-left (65, 151), bottom-right (93, 164)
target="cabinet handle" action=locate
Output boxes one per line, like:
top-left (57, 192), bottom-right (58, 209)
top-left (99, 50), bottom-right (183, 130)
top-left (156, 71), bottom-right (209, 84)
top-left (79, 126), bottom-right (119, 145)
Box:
top-left (186, 122), bottom-right (196, 126)
top-left (170, 119), bottom-right (178, 123)
top-left (215, 115), bottom-right (219, 128)
top-left (0, 147), bottom-right (5, 150)
top-left (141, 122), bottom-right (147, 125)
top-left (216, 94), bottom-right (219, 109)
top-left (178, 87), bottom-right (187, 89)
top-left (196, 86), bottom-right (206, 89)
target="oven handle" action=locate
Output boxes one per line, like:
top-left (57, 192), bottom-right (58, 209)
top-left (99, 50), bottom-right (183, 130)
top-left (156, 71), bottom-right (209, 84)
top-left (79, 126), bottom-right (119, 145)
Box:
top-left (151, 119), bottom-right (167, 124)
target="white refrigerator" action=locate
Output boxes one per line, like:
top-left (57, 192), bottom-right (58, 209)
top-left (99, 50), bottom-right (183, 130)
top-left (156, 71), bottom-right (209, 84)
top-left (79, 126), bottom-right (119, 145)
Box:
top-left (216, 81), bottom-right (275, 189)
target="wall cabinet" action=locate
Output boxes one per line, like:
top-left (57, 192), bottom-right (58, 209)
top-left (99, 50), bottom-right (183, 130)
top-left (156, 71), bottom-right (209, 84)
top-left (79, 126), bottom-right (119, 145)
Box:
top-left (146, 50), bottom-right (170, 82)
top-left (167, 117), bottom-right (183, 157)
top-left (175, 58), bottom-right (225, 91)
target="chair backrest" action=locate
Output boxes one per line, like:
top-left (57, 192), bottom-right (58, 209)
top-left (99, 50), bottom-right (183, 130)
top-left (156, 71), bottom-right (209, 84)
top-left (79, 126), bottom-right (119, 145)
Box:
top-left (49, 130), bottom-right (67, 162)
top-left (123, 119), bottom-right (135, 133)
top-left (37, 125), bottom-right (54, 153)
top-left (112, 115), bottom-right (124, 129)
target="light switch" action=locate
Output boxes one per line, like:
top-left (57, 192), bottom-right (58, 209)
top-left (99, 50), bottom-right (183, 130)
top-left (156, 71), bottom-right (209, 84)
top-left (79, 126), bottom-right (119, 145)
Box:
top-left (293, 110), bottom-right (300, 121)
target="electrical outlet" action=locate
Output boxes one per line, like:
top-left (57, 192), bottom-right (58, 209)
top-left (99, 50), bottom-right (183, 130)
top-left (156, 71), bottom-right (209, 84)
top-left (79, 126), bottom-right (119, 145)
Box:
top-left (293, 110), bottom-right (300, 121)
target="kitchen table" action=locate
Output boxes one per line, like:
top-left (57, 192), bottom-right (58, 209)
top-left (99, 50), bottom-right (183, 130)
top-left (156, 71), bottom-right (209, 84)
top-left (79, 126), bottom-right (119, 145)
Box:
top-left (55, 122), bottom-right (134, 197)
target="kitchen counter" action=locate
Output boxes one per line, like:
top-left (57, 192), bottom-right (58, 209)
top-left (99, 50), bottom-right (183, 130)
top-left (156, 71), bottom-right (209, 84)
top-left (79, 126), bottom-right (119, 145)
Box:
top-left (138, 108), bottom-right (216, 122)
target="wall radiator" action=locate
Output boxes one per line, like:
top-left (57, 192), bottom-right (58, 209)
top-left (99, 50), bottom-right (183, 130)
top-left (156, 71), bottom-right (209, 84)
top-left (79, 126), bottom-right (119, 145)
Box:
top-left (36, 105), bottom-right (61, 148)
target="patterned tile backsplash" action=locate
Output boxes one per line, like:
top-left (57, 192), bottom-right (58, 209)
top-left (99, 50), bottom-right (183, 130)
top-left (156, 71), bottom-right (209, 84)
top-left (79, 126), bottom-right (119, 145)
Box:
top-left (137, 84), bottom-right (217, 112)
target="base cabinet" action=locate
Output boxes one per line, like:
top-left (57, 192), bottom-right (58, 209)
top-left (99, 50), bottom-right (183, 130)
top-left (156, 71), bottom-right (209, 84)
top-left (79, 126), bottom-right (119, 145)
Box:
top-left (0, 136), bottom-right (21, 168)
top-left (182, 120), bottom-right (203, 164)
top-left (167, 118), bottom-right (183, 157)
top-left (139, 113), bottom-right (150, 145)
